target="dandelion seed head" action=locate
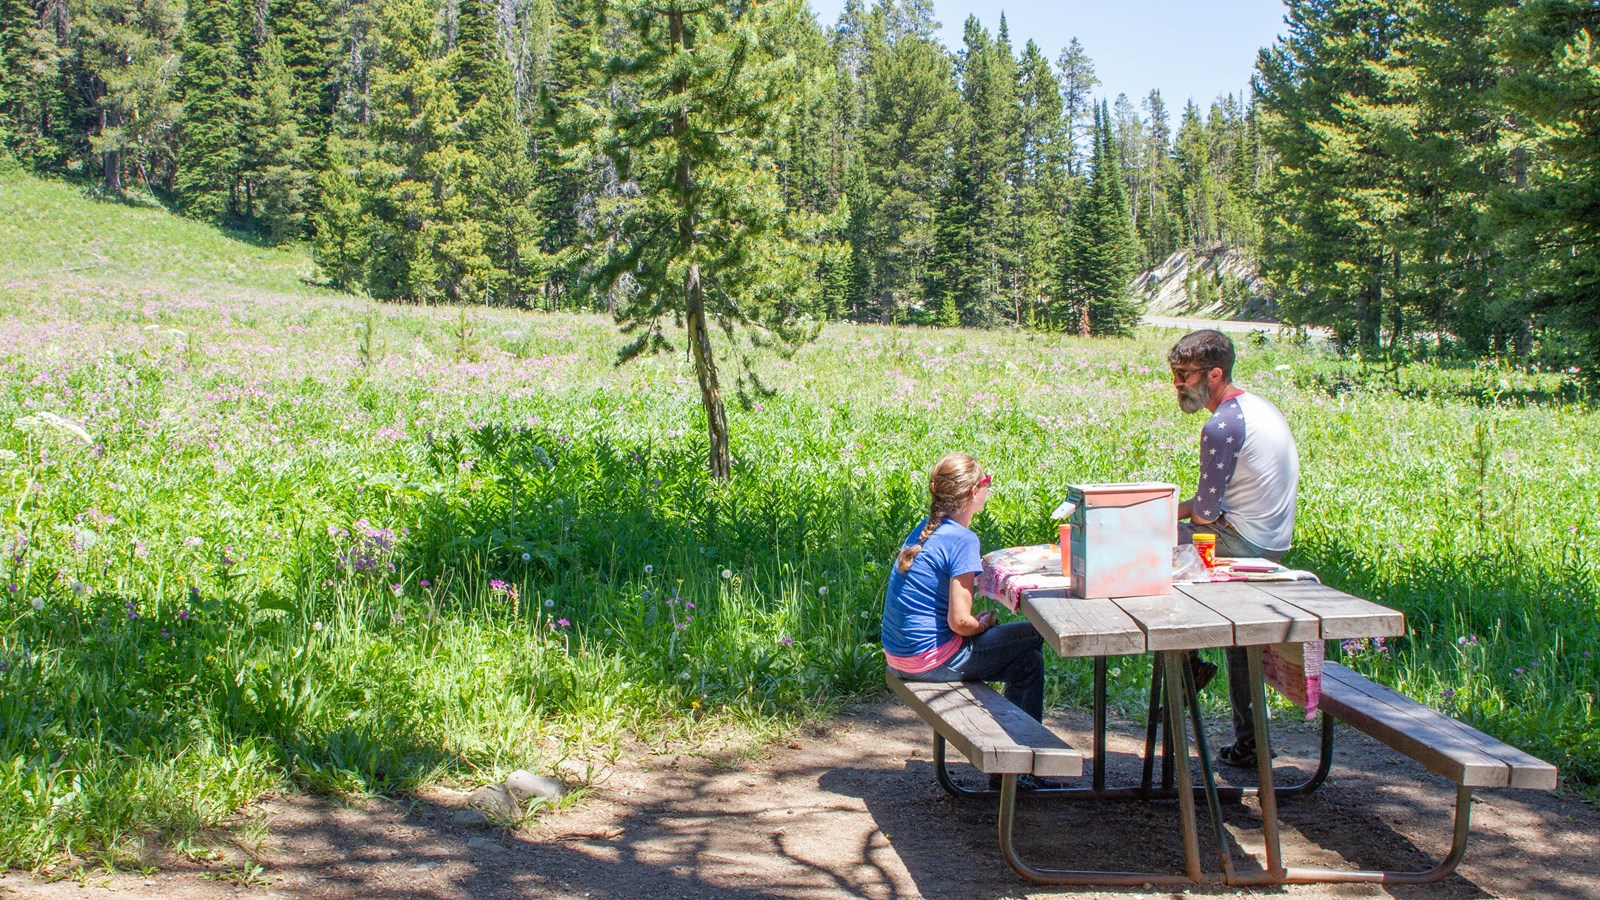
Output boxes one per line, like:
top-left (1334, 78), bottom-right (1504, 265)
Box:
top-left (30, 597), bottom-right (44, 611)
top-left (544, 598), bottom-right (555, 608)
top-left (644, 564), bottom-right (654, 575)
top-left (721, 569), bottom-right (732, 580)
top-left (521, 552), bottom-right (532, 562)
top-left (312, 621), bottom-right (323, 632)
top-left (818, 586), bottom-right (828, 597)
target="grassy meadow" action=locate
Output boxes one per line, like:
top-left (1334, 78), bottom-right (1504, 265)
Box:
top-left (1, 170), bottom-right (1597, 869)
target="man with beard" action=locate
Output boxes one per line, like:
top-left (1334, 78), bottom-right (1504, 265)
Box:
top-left (1169, 329), bottom-right (1300, 767)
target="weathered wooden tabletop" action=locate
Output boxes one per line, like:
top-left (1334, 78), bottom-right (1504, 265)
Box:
top-left (1020, 581), bottom-right (1405, 658)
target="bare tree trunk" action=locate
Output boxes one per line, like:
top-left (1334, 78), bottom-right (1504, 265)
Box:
top-left (1078, 295), bottom-right (1091, 337)
top-left (687, 264), bottom-right (730, 480)
top-left (668, 8), bottom-right (728, 481)
top-left (101, 108), bottom-right (122, 193)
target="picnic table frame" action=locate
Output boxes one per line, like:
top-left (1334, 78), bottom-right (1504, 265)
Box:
top-left (993, 579), bottom-right (1425, 887)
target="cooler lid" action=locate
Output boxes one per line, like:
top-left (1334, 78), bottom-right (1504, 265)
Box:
top-left (1066, 482), bottom-right (1177, 509)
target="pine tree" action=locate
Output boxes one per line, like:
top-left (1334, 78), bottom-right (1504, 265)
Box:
top-left (1256, 0), bottom-right (1418, 348)
top-left (74, 0), bottom-right (184, 193)
top-left (311, 139), bottom-right (363, 290)
top-left (1111, 93), bottom-right (1146, 252)
top-left (1015, 38), bottom-right (1068, 323)
top-left (175, 0), bottom-right (246, 221)
top-left (1059, 103), bottom-right (1141, 336)
top-left (1140, 89), bottom-right (1181, 261)
top-left (0, 0), bottom-right (68, 165)
top-left (357, 0), bottom-right (465, 301)
top-left (855, 30), bottom-right (957, 322)
top-left (577, 0), bottom-right (831, 479)
top-left (241, 33), bottom-right (309, 242)
top-left (455, 0), bottom-right (548, 304)
top-left (1054, 36), bottom-right (1096, 177)
top-left (952, 15), bottom-right (1018, 325)
top-left (1493, 0), bottom-right (1600, 366)
top-left (1175, 101), bottom-right (1217, 247)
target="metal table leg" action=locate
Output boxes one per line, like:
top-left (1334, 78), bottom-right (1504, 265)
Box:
top-left (1161, 650), bottom-right (1206, 883)
top-left (1093, 656), bottom-right (1107, 791)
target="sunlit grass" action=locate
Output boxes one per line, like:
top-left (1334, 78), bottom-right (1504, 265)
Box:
top-left (1, 170), bottom-right (1596, 868)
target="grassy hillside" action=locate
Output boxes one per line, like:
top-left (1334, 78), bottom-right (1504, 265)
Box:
top-left (0, 171), bottom-right (323, 299)
top-left (1, 171), bottom-right (1596, 869)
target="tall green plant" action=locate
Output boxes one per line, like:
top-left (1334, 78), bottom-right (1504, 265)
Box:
top-left (573, 0), bottom-right (830, 479)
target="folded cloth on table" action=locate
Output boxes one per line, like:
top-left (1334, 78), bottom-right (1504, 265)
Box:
top-left (976, 544), bottom-right (1071, 612)
top-left (1175, 558), bottom-right (1320, 584)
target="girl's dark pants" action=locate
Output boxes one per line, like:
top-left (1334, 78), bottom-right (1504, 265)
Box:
top-left (890, 622), bottom-right (1046, 721)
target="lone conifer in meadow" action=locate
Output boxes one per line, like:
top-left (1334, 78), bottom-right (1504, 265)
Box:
top-left (577, 0), bottom-right (827, 479)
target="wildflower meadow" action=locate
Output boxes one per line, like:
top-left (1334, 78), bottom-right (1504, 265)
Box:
top-left (2, 172), bottom-right (1597, 868)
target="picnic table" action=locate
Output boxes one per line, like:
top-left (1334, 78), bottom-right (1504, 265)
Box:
top-left (889, 553), bottom-right (1559, 887)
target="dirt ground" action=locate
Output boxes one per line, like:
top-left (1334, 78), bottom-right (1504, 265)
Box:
top-left (4, 699), bottom-right (1597, 900)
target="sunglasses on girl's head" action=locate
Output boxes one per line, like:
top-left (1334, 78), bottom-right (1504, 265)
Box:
top-left (976, 474), bottom-right (992, 488)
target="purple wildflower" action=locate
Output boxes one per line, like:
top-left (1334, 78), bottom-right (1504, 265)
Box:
top-left (557, 618), bottom-right (570, 628)
top-left (780, 636), bottom-right (794, 646)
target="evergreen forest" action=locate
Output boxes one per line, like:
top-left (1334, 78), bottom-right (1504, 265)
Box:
top-left (1, 0), bottom-right (1597, 367)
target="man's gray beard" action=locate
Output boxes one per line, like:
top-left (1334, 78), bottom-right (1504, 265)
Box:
top-left (1178, 381), bottom-right (1211, 414)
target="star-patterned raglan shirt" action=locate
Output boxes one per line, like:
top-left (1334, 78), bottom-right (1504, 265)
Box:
top-left (1194, 391), bottom-right (1300, 553)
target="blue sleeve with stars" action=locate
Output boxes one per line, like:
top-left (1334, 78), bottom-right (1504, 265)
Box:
top-left (1194, 397), bottom-right (1245, 523)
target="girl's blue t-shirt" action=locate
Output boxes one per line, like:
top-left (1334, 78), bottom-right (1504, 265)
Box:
top-left (880, 518), bottom-right (984, 657)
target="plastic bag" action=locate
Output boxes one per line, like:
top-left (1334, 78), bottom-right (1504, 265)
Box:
top-left (1172, 543), bottom-right (1207, 583)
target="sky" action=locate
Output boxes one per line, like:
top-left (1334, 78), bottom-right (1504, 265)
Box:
top-left (806, 0), bottom-right (1291, 113)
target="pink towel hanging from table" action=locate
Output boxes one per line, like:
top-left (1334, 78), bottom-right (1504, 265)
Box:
top-left (1263, 641), bottom-right (1323, 718)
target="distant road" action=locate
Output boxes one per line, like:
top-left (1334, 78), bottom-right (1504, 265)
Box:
top-left (1141, 315), bottom-right (1331, 339)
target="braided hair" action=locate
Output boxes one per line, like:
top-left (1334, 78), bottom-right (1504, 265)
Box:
top-left (896, 452), bottom-right (984, 574)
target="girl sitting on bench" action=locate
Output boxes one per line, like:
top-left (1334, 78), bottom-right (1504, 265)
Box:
top-left (881, 452), bottom-right (1060, 789)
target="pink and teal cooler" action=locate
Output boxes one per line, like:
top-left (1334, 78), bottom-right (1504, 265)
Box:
top-left (1065, 482), bottom-right (1177, 599)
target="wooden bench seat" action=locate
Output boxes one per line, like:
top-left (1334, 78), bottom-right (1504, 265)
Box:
top-left (887, 673), bottom-right (1083, 778)
top-left (1318, 662), bottom-right (1558, 790)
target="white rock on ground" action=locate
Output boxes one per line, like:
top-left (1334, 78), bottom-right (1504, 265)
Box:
top-left (504, 769), bottom-right (566, 802)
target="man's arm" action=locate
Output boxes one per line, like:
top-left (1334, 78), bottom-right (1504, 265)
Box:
top-left (1189, 411), bottom-right (1243, 525)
